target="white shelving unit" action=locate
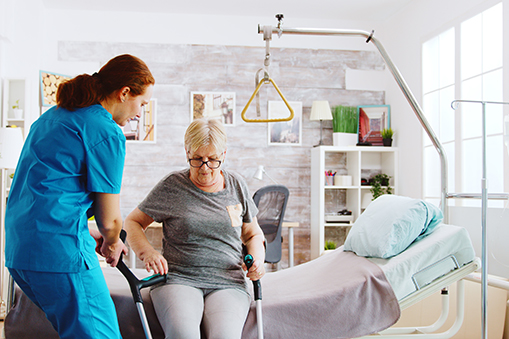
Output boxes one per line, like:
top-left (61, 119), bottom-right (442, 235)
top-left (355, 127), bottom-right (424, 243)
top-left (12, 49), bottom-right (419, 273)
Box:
top-left (2, 78), bottom-right (28, 136)
top-left (310, 146), bottom-right (398, 259)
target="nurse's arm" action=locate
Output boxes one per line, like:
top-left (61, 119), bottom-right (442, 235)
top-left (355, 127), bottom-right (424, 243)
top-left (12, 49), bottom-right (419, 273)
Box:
top-left (94, 192), bottom-right (127, 267)
top-left (125, 207), bottom-right (168, 275)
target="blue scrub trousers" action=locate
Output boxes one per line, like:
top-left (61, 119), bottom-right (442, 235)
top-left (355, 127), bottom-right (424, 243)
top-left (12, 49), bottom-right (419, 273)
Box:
top-left (9, 266), bottom-right (122, 339)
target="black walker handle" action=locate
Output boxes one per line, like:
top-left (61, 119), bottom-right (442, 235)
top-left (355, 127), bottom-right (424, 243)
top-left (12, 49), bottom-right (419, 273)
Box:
top-left (244, 254), bottom-right (262, 301)
top-left (117, 230), bottom-right (167, 303)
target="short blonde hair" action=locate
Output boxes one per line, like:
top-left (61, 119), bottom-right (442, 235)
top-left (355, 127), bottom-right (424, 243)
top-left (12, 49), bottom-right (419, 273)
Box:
top-left (185, 118), bottom-right (227, 155)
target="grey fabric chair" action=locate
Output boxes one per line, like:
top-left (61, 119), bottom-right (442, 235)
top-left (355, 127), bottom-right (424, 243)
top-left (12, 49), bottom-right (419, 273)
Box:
top-left (252, 185), bottom-right (290, 264)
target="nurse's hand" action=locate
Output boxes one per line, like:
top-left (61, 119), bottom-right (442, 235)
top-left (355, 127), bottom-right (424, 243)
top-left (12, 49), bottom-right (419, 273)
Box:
top-left (140, 249), bottom-right (168, 275)
top-left (101, 238), bottom-right (128, 267)
top-left (90, 228), bottom-right (104, 255)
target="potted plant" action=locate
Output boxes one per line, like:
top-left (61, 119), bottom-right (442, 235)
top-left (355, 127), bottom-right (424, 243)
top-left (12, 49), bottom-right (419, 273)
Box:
top-left (7, 172), bottom-right (14, 188)
top-left (332, 105), bottom-right (358, 146)
top-left (369, 173), bottom-right (393, 200)
top-left (11, 100), bottom-right (23, 120)
top-left (381, 128), bottom-right (393, 147)
top-left (323, 240), bottom-right (337, 255)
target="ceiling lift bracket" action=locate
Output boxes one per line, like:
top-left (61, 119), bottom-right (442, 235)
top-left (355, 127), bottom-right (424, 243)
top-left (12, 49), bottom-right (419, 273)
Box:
top-left (241, 14), bottom-right (294, 123)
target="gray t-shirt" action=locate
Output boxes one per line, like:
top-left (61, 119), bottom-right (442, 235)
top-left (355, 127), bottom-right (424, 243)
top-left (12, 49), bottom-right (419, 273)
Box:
top-left (138, 169), bottom-right (258, 292)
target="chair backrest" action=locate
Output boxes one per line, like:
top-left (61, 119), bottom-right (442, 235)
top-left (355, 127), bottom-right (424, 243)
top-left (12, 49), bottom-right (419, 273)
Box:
top-left (252, 185), bottom-right (290, 263)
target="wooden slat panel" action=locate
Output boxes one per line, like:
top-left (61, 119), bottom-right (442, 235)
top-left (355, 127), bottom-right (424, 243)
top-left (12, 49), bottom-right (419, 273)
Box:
top-left (59, 41), bottom-right (385, 266)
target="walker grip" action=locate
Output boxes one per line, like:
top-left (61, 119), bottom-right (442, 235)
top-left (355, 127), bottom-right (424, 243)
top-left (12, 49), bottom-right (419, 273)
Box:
top-left (244, 254), bottom-right (262, 301)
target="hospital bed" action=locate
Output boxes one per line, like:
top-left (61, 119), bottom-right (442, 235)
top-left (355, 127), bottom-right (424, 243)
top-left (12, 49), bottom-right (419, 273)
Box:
top-left (4, 222), bottom-right (479, 339)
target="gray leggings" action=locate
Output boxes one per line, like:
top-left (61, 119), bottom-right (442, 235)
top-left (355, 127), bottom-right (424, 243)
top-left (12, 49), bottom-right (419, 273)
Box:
top-left (150, 284), bottom-right (251, 339)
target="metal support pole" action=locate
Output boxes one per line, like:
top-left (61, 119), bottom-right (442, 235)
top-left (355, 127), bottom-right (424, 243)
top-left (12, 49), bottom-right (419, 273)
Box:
top-left (451, 99), bottom-right (509, 339)
top-left (481, 102), bottom-right (488, 339)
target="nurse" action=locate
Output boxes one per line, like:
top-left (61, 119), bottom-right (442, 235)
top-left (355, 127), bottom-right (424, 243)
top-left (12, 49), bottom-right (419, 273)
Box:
top-left (5, 54), bottom-right (154, 338)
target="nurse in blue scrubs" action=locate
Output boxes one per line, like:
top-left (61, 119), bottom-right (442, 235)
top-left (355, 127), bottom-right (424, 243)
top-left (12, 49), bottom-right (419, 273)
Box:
top-left (5, 54), bottom-right (154, 339)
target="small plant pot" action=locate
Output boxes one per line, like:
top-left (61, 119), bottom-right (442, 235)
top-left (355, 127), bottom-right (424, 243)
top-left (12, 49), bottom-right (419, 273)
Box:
top-left (333, 132), bottom-right (358, 147)
top-left (10, 108), bottom-right (23, 120)
top-left (383, 138), bottom-right (393, 147)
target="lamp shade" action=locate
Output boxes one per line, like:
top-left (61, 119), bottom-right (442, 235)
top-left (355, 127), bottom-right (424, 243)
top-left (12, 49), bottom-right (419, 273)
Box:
top-left (0, 127), bottom-right (24, 169)
top-left (254, 165), bottom-right (264, 181)
top-left (253, 165), bottom-right (278, 184)
top-left (310, 101), bottom-right (333, 121)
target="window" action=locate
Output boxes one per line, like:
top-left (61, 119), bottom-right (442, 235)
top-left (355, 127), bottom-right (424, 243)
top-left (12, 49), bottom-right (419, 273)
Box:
top-left (422, 2), bottom-right (504, 208)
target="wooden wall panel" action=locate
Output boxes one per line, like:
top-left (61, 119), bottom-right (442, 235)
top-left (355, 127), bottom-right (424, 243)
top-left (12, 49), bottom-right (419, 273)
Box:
top-left (59, 41), bottom-right (385, 267)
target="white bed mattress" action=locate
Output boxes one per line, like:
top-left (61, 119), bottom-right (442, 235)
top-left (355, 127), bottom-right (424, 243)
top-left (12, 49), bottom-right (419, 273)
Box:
top-left (363, 224), bottom-right (476, 300)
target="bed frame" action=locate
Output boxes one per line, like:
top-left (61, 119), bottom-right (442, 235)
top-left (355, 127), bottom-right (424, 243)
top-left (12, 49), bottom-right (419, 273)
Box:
top-left (358, 258), bottom-right (481, 338)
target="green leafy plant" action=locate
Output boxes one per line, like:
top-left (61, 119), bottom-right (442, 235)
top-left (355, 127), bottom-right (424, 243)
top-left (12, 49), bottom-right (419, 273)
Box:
top-left (12, 100), bottom-right (20, 109)
top-left (381, 128), bottom-right (394, 139)
top-left (369, 173), bottom-right (393, 200)
top-left (332, 105), bottom-right (358, 133)
top-left (324, 241), bottom-right (337, 250)
top-left (9, 173), bottom-right (14, 179)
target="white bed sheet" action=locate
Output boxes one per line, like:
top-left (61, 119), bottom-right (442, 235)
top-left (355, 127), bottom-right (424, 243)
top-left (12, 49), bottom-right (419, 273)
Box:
top-left (362, 224), bottom-right (476, 300)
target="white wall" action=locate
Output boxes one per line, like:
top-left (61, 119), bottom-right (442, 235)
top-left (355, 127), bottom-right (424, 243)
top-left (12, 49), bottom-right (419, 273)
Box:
top-left (1, 0), bottom-right (384, 127)
top-left (379, 0), bottom-right (509, 278)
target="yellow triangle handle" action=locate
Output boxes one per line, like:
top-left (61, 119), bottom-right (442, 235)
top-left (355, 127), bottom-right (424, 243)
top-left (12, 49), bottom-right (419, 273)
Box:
top-left (241, 78), bottom-right (294, 123)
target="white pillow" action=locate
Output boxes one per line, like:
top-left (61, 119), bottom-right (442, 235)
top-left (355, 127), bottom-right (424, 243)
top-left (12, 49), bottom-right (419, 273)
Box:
top-left (344, 195), bottom-right (443, 258)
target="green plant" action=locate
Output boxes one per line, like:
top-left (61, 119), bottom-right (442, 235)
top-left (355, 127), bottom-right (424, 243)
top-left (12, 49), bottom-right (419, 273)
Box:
top-left (332, 105), bottom-right (358, 133)
top-left (324, 241), bottom-right (337, 250)
top-left (12, 100), bottom-right (20, 109)
top-left (369, 173), bottom-right (393, 200)
top-left (9, 173), bottom-right (14, 179)
top-left (381, 128), bottom-right (394, 139)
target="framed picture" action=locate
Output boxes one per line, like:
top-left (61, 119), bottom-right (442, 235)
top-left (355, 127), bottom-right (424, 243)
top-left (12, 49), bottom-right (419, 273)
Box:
top-left (123, 98), bottom-right (157, 143)
top-left (268, 101), bottom-right (302, 146)
top-left (358, 105), bottom-right (390, 146)
top-left (190, 92), bottom-right (235, 126)
top-left (40, 70), bottom-right (71, 107)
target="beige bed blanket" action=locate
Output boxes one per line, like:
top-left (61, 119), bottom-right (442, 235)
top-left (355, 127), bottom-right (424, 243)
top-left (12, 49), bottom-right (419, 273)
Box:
top-left (242, 249), bottom-right (400, 339)
top-left (5, 250), bottom-right (399, 339)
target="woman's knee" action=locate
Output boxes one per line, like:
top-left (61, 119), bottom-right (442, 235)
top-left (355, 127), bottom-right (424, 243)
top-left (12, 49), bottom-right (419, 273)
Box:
top-left (151, 284), bottom-right (204, 339)
top-left (203, 289), bottom-right (250, 339)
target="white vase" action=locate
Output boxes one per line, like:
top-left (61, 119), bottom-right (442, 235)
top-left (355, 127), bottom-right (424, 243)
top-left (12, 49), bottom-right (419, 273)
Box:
top-left (11, 108), bottom-right (23, 120)
top-left (333, 132), bottom-right (357, 147)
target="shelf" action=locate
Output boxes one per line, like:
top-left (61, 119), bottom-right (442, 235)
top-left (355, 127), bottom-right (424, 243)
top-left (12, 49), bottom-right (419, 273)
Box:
top-left (324, 223), bottom-right (353, 227)
top-left (2, 78), bottom-right (29, 138)
top-left (324, 185), bottom-right (358, 189)
top-left (310, 145), bottom-right (398, 259)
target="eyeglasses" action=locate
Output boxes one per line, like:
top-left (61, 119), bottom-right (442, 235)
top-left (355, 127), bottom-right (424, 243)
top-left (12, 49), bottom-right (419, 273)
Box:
top-left (188, 158), bottom-right (222, 169)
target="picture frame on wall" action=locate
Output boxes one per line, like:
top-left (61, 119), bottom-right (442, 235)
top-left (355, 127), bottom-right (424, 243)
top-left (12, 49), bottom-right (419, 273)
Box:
top-left (190, 92), bottom-right (235, 126)
top-left (123, 98), bottom-right (157, 143)
top-left (268, 101), bottom-right (302, 146)
top-left (358, 105), bottom-right (390, 146)
top-left (40, 70), bottom-right (71, 107)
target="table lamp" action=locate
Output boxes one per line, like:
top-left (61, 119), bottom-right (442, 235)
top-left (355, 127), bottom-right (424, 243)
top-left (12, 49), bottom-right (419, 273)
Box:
top-left (254, 165), bottom-right (278, 185)
top-left (0, 127), bottom-right (24, 316)
top-left (310, 101), bottom-right (333, 146)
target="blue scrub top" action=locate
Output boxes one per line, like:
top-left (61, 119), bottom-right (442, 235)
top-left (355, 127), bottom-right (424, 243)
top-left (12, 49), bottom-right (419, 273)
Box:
top-left (5, 104), bottom-right (126, 273)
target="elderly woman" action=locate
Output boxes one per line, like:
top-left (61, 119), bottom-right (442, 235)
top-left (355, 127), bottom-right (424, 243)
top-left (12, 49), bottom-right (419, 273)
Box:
top-left (124, 118), bottom-right (266, 339)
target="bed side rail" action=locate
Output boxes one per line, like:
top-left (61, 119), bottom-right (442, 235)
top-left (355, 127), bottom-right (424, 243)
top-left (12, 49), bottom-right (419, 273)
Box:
top-left (411, 255), bottom-right (460, 291)
top-left (400, 257), bottom-right (480, 310)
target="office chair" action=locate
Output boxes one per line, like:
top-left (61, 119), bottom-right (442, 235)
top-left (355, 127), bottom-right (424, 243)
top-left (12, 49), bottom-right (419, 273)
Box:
top-left (252, 185), bottom-right (290, 266)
